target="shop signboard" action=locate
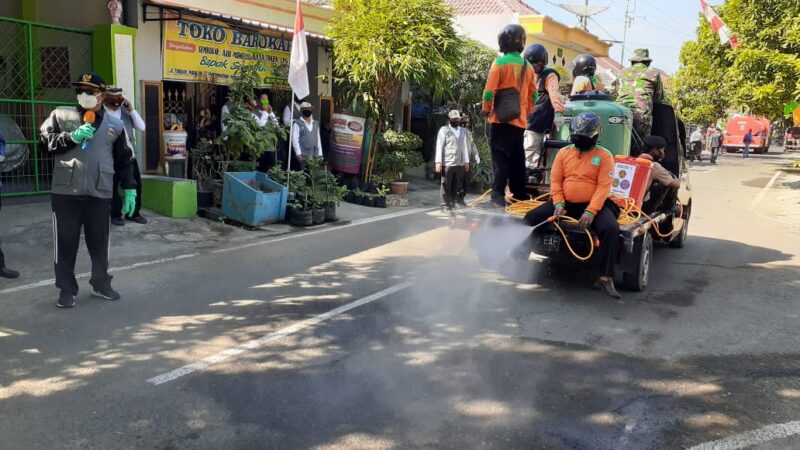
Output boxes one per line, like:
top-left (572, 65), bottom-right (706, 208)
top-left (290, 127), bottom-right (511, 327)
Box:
top-left (163, 19), bottom-right (290, 86)
top-left (330, 114), bottom-right (367, 174)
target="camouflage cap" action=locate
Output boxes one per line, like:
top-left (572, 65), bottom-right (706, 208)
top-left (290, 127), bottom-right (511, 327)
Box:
top-left (630, 48), bottom-right (652, 63)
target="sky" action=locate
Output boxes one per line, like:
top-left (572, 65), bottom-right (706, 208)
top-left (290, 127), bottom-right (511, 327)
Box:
top-left (528, 0), bottom-right (706, 74)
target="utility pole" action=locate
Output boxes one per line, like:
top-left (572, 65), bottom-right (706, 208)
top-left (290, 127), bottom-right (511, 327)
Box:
top-left (620, 0), bottom-right (634, 63)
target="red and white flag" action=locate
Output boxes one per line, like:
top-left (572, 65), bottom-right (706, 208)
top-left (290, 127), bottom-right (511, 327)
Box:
top-left (699, 0), bottom-right (739, 49)
top-left (289, 0), bottom-right (310, 99)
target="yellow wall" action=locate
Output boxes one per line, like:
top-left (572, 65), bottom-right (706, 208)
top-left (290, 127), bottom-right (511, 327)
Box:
top-left (520, 15), bottom-right (611, 80)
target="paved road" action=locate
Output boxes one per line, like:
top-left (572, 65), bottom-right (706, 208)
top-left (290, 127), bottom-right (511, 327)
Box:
top-left (2, 151), bottom-right (799, 449)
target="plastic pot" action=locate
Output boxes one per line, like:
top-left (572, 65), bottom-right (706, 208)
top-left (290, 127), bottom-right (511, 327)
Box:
top-left (375, 196), bottom-right (387, 208)
top-left (364, 196), bottom-right (376, 207)
top-left (354, 192), bottom-right (364, 204)
top-left (344, 191), bottom-right (355, 203)
top-left (324, 203), bottom-right (337, 221)
top-left (289, 208), bottom-right (313, 227)
top-left (197, 190), bottom-right (214, 208)
top-left (312, 207), bottom-right (326, 224)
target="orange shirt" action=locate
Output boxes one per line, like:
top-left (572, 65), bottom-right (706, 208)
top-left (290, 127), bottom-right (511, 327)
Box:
top-left (550, 145), bottom-right (615, 215)
top-left (482, 53), bottom-right (537, 129)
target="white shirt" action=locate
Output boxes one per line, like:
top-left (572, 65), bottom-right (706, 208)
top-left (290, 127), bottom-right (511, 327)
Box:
top-left (435, 125), bottom-right (470, 165)
top-left (105, 106), bottom-right (145, 157)
top-left (253, 109), bottom-right (278, 127)
top-left (291, 117), bottom-right (323, 157)
top-left (690, 129), bottom-right (703, 143)
top-left (105, 106), bottom-right (145, 131)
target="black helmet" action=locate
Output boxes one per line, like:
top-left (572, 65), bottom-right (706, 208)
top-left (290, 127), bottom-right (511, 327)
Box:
top-left (522, 44), bottom-right (548, 66)
top-left (570, 112), bottom-right (601, 151)
top-left (498, 24), bottom-right (526, 54)
top-left (571, 54), bottom-right (597, 78)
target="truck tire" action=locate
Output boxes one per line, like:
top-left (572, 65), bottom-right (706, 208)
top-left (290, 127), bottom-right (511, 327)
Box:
top-left (669, 203), bottom-right (691, 249)
top-left (623, 232), bottom-right (653, 292)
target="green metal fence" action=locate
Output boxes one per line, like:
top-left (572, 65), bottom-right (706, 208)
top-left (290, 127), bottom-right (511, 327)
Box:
top-left (0, 17), bottom-right (92, 197)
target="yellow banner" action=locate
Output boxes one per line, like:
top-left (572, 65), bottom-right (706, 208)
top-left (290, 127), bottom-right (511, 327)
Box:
top-left (162, 19), bottom-right (290, 87)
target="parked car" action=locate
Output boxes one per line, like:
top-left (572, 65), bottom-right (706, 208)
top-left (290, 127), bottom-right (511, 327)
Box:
top-left (785, 126), bottom-right (800, 152)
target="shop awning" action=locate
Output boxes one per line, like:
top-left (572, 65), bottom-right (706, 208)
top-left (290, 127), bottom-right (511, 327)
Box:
top-left (145, 0), bottom-right (336, 38)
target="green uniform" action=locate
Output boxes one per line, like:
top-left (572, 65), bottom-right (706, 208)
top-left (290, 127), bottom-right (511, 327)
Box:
top-left (616, 63), bottom-right (665, 140)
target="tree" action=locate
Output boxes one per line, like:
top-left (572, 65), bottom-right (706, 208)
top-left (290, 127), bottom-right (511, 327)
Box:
top-left (447, 38), bottom-right (498, 121)
top-left (671, 0), bottom-right (800, 123)
top-left (327, 0), bottom-right (462, 127)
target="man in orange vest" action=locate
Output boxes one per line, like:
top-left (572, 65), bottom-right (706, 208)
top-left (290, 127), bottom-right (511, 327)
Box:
top-left (481, 24), bottom-right (537, 206)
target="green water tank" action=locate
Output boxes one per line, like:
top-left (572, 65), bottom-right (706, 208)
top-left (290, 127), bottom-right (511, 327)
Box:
top-left (554, 93), bottom-right (633, 157)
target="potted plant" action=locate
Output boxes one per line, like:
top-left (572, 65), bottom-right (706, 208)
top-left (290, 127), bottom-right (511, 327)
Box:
top-left (363, 192), bottom-right (375, 207)
top-left (353, 189), bottom-right (365, 204)
top-left (190, 138), bottom-right (223, 208)
top-left (375, 184), bottom-right (389, 208)
top-left (270, 166), bottom-right (313, 226)
top-left (374, 130), bottom-right (424, 195)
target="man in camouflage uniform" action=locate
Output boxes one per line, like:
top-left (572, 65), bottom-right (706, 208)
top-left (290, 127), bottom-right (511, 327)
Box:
top-left (616, 49), bottom-right (665, 150)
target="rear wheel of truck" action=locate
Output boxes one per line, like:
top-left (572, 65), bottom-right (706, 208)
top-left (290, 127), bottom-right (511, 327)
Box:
top-left (623, 232), bottom-right (653, 292)
top-left (669, 203), bottom-right (691, 249)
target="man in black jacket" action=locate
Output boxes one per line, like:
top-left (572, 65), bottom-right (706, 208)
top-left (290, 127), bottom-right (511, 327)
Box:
top-left (40, 73), bottom-right (136, 308)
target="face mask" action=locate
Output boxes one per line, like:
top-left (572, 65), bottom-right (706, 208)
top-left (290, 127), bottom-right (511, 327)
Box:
top-left (302, 110), bottom-right (313, 117)
top-left (261, 99), bottom-right (269, 107)
top-left (78, 93), bottom-right (99, 109)
top-left (571, 135), bottom-right (595, 151)
top-left (450, 121), bottom-right (460, 128)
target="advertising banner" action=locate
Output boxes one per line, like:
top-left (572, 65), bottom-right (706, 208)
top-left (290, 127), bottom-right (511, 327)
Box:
top-left (330, 114), bottom-right (367, 174)
top-left (163, 19), bottom-right (290, 86)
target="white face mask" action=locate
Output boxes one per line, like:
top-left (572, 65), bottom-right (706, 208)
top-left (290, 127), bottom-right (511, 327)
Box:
top-left (77, 93), bottom-right (100, 109)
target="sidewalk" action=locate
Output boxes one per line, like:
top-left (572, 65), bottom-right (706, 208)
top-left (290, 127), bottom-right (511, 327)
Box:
top-left (0, 175), bottom-right (444, 294)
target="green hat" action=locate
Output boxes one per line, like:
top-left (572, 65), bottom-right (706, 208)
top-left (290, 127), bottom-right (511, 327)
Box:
top-left (630, 48), bottom-right (652, 64)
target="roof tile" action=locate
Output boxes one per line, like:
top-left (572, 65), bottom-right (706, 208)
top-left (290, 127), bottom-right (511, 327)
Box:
top-left (446, 0), bottom-right (539, 16)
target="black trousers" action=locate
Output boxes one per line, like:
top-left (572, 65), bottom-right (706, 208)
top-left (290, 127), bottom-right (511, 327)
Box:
top-left (112, 163), bottom-right (143, 219)
top-left (0, 188), bottom-right (5, 268)
top-left (52, 194), bottom-right (113, 295)
top-left (524, 200), bottom-right (619, 277)
top-left (442, 166), bottom-right (466, 208)
top-left (642, 182), bottom-right (678, 214)
top-left (490, 123), bottom-right (527, 204)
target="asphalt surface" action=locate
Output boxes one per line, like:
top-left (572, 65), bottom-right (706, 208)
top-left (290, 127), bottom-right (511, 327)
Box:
top-left (1, 150), bottom-right (800, 449)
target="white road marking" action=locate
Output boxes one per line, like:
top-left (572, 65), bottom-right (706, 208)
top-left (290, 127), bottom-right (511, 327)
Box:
top-left (0, 253), bottom-right (199, 296)
top-left (749, 170), bottom-right (783, 209)
top-left (147, 281), bottom-right (413, 385)
top-left (688, 420), bottom-right (800, 450)
top-left (0, 208), bottom-right (432, 297)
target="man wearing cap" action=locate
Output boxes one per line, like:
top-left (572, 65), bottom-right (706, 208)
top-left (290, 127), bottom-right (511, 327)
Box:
top-left (435, 110), bottom-right (471, 211)
top-left (616, 49), bottom-right (665, 149)
top-left (40, 73), bottom-right (137, 308)
top-left (639, 135), bottom-right (680, 213)
top-left (291, 102), bottom-right (323, 170)
top-left (104, 87), bottom-right (147, 226)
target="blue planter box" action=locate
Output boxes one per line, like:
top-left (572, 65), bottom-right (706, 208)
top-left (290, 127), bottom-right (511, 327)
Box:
top-left (221, 172), bottom-right (288, 226)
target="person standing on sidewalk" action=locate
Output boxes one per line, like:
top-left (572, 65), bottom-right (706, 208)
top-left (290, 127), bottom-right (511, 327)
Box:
top-left (104, 87), bottom-right (147, 226)
top-left (457, 114), bottom-right (481, 207)
top-left (0, 131), bottom-right (20, 279)
top-left (524, 43), bottom-right (565, 169)
top-left (291, 102), bottom-right (323, 171)
top-left (435, 110), bottom-right (471, 211)
top-left (743, 129), bottom-right (753, 158)
top-left (40, 73), bottom-right (137, 308)
top-left (481, 24), bottom-right (536, 206)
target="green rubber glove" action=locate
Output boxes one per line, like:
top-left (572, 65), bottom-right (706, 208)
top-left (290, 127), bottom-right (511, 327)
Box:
top-left (121, 189), bottom-right (137, 217)
top-left (70, 123), bottom-right (96, 143)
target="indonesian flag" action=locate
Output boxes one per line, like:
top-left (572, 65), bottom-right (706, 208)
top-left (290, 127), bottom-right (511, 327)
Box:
top-left (699, 0), bottom-right (739, 49)
top-left (289, 0), bottom-right (310, 99)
